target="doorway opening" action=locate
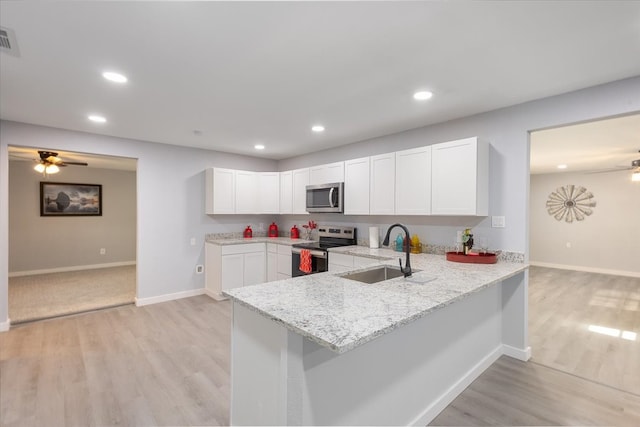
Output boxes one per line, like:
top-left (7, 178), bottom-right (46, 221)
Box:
top-left (7, 146), bottom-right (138, 323)
top-left (528, 113), bottom-right (640, 395)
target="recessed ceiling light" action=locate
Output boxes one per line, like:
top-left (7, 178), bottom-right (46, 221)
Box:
top-left (102, 71), bottom-right (127, 83)
top-left (254, 144), bottom-right (265, 150)
top-left (557, 164), bottom-right (568, 169)
top-left (413, 91), bottom-right (433, 101)
top-left (88, 115), bottom-right (107, 123)
top-left (311, 125), bottom-right (325, 132)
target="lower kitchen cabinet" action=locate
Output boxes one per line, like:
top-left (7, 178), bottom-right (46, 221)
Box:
top-left (328, 252), bottom-right (379, 273)
top-left (206, 242), bottom-right (266, 300)
top-left (267, 243), bottom-right (292, 281)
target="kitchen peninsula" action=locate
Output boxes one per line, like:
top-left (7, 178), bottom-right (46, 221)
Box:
top-left (224, 249), bottom-right (529, 426)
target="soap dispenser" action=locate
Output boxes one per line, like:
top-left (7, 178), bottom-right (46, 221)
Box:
top-left (395, 233), bottom-right (404, 252)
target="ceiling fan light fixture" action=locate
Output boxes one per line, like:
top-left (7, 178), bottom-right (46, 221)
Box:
top-left (34, 163), bottom-right (45, 173)
top-left (632, 169), bottom-right (640, 182)
top-left (46, 164), bottom-right (60, 174)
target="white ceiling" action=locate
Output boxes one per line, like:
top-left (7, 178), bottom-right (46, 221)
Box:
top-left (1, 1), bottom-right (640, 163)
top-left (530, 113), bottom-right (640, 175)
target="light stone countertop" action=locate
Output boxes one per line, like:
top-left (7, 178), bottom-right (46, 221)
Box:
top-left (224, 247), bottom-right (528, 354)
top-left (205, 236), bottom-right (312, 246)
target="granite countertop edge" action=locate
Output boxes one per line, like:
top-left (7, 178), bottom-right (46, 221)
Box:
top-left (224, 253), bottom-right (529, 354)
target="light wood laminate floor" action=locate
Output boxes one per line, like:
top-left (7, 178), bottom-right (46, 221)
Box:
top-left (2, 287), bottom-right (640, 426)
top-left (528, 266), bottom-right (640, 395)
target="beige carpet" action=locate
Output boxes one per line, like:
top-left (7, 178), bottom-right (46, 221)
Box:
top-left (8, 265), bottom-right (136, 324)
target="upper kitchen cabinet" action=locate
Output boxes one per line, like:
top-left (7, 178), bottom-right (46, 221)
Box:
top-left (309, 161), bottom-right (345, 185)
top-left (279, 170), bottom-right (293, 214)
top-left (206, 168), bottom-right (235, 214)
top-left (344, 157), bottom-right (370, 215)
top-left (292, 168), bottom-right (310, 215)
top-left (370, 153), bottom-right (395, 215)
top-left (258, 172), bottom-right (280, 214)
top-left (235, 170), bottom-right (258, 214)
top-left (395, 146), bottom-right (432, 215)
top-left (431, 137), bottom-right (489, 216)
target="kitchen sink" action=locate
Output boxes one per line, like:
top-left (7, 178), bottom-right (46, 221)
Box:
top-left (339, 265), bottom-right (421, 284)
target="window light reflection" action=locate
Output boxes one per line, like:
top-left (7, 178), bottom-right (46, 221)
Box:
top-left (588, 324), bottom-right (637, 341)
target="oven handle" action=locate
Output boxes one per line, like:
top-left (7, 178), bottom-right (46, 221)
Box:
top-left (329, 187), bottom-right (335, 208)
top-left (291, 248), bottom-right (327, 258)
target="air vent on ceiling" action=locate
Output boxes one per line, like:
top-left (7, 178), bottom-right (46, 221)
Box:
top-left (0, 26), bottom-right (20, 57)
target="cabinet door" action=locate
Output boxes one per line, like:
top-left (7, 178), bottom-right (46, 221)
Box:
top-left (258, 172), bottom-right (280, 214)
top-left (279, 171), bottom-right (293, 214)
top-left (277, 253), bottom-right (292, 277)
top-left (221, 253), bottom-right (244, 291)
top-left (310, 162), bottom-right (344, 185)
top-left (370, 153), bottom-right (395, 215)
top-left (344, 157), bottom-right (370, 215)
top-left (431, 137), bottom-right (488, 216)
top-left (206, 168), bottom-right (235, 214)
top-left (395, 146), bottom-right (432, 215)
top-left (235, 170), bottom-right (257, 214)
top-left (267, 251), bottom-right (277, 282)
top-left (292, 168), bottom-right (310, 215)
top-left (244, 251), bottom-right (266, 286)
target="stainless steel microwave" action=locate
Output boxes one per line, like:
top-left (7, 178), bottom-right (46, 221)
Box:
top-left (306, 182), bottom-right (344, 213)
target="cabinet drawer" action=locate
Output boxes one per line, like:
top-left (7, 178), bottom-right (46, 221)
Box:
top-left (267, 243), bottom-right (277, 253)
top-left (278, 244), bottom-right (292, 255)
top-left (222, 243), bottom-right (265, 255)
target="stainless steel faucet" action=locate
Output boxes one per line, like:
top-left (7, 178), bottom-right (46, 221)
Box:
top-left (382, 223), bottom-right (412, 277)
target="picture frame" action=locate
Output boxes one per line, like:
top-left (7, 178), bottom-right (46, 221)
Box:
top-left (40, 182), bottom-right (102, 216)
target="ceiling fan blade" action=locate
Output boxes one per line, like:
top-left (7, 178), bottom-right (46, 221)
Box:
top-left (584, 167), bottom-right (632, 174)
top-left (60, 162), bottom-right (89, 166)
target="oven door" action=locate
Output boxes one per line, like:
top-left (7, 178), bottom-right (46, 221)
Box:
top-left (291, 248), bottom-right (328, 277)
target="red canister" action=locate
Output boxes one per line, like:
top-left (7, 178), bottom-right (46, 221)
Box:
top-left (243, 225), bottom-right (252, 238)
top-left (290, 225), bottom-right (300, 239)
top-left (268, 222), bottom-right (279, 238)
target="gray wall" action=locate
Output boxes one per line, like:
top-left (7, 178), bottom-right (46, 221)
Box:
top-left (278, 77), bottom-right (640, 254)
top-left (8, 160), bottom-right (137, 273)
top-left (530, 171), bottom-right (640, 276)
top-left (1, 76), bottom-right (640, 326)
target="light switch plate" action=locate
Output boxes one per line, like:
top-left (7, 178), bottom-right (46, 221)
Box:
top-left (491, 216), bottom-right (506, 228)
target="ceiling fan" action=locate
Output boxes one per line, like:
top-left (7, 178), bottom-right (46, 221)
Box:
top-left (34, 150), bottom-right (88, 175)
top-left (586, 150), bottom-right (640, 182)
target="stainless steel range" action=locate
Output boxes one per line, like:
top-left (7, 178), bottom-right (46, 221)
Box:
top-left (291, 225), bottom-right (357, 277)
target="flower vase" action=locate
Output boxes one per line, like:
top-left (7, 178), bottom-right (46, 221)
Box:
top-left (304, 229), bottom-right (313, 240)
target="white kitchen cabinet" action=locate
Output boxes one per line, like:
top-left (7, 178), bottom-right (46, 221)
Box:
top-left (431, 137), bottom-right (489, 216)
top-left (395, 146), bottom-right (432, 215)
top-left (344, 157), bottom-right (370, 215)
top-left (235, 170), bottom-right (258, 214)
top-left (279, 171), bottom-right (293, 214)
top-left (277, 244), bottom-right (292, 278)
top-left (267, 243), bottom-right (278, 282)
top-left (328, 252), bottom-right (379, 273)
top-left (292, 168), bottom-right (310, 215)
top-left (205, 242), bottom-right (266, 300)
top-left (205, 168), bottom-right (235, 214)
top-left (309, 161), bottom-right (345, 185)
top-left (258, 172), bottom-right (280, 214)
top-left (369, 153), bottom-right (396, 215)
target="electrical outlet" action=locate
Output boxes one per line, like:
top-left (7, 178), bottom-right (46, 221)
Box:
top-left (190, 237), bottom-right (196, 246)
top-left (99, 248), bottom-right (106, 255)
top-left (196, 265), bottom-right (204, 274)
top-left (491, 216), bottom-right (506, 228)
top-left (566, 242), bottom-right (571, 248)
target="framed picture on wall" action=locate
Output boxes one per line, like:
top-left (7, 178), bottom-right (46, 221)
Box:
top-left (40, 182), bottom-right (102, 216)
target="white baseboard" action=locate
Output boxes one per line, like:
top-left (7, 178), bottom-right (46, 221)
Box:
top-left (502, 344), bottom-right (531, 361)
top-left (135, 288), bottom-right (205, 307)
top-left (529, 261), bottom-right (639, 278)
top-left (204, 288), bottom-right (228, 301)
top-left (410, 345), bottom-right (503, 426)
top-left (0, 318), bottom-right (10, 332)
top-left (9, 261), bottom-right (137, 277)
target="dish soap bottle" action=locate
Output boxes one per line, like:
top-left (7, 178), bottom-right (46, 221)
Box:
top-left (395, 233), bottom-right (404, 252)
top-left (410, 234), bottom-right (421, 254)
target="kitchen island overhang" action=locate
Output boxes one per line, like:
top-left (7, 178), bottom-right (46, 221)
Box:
top-left (225, 253), bottom-right (529, 426)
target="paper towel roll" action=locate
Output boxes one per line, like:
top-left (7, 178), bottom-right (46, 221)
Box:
top-left (369, 226), bottom-right (379, 249)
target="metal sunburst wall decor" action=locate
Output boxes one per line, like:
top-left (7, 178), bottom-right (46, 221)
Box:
top-left (546, 185), bottom-right (597, 223)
